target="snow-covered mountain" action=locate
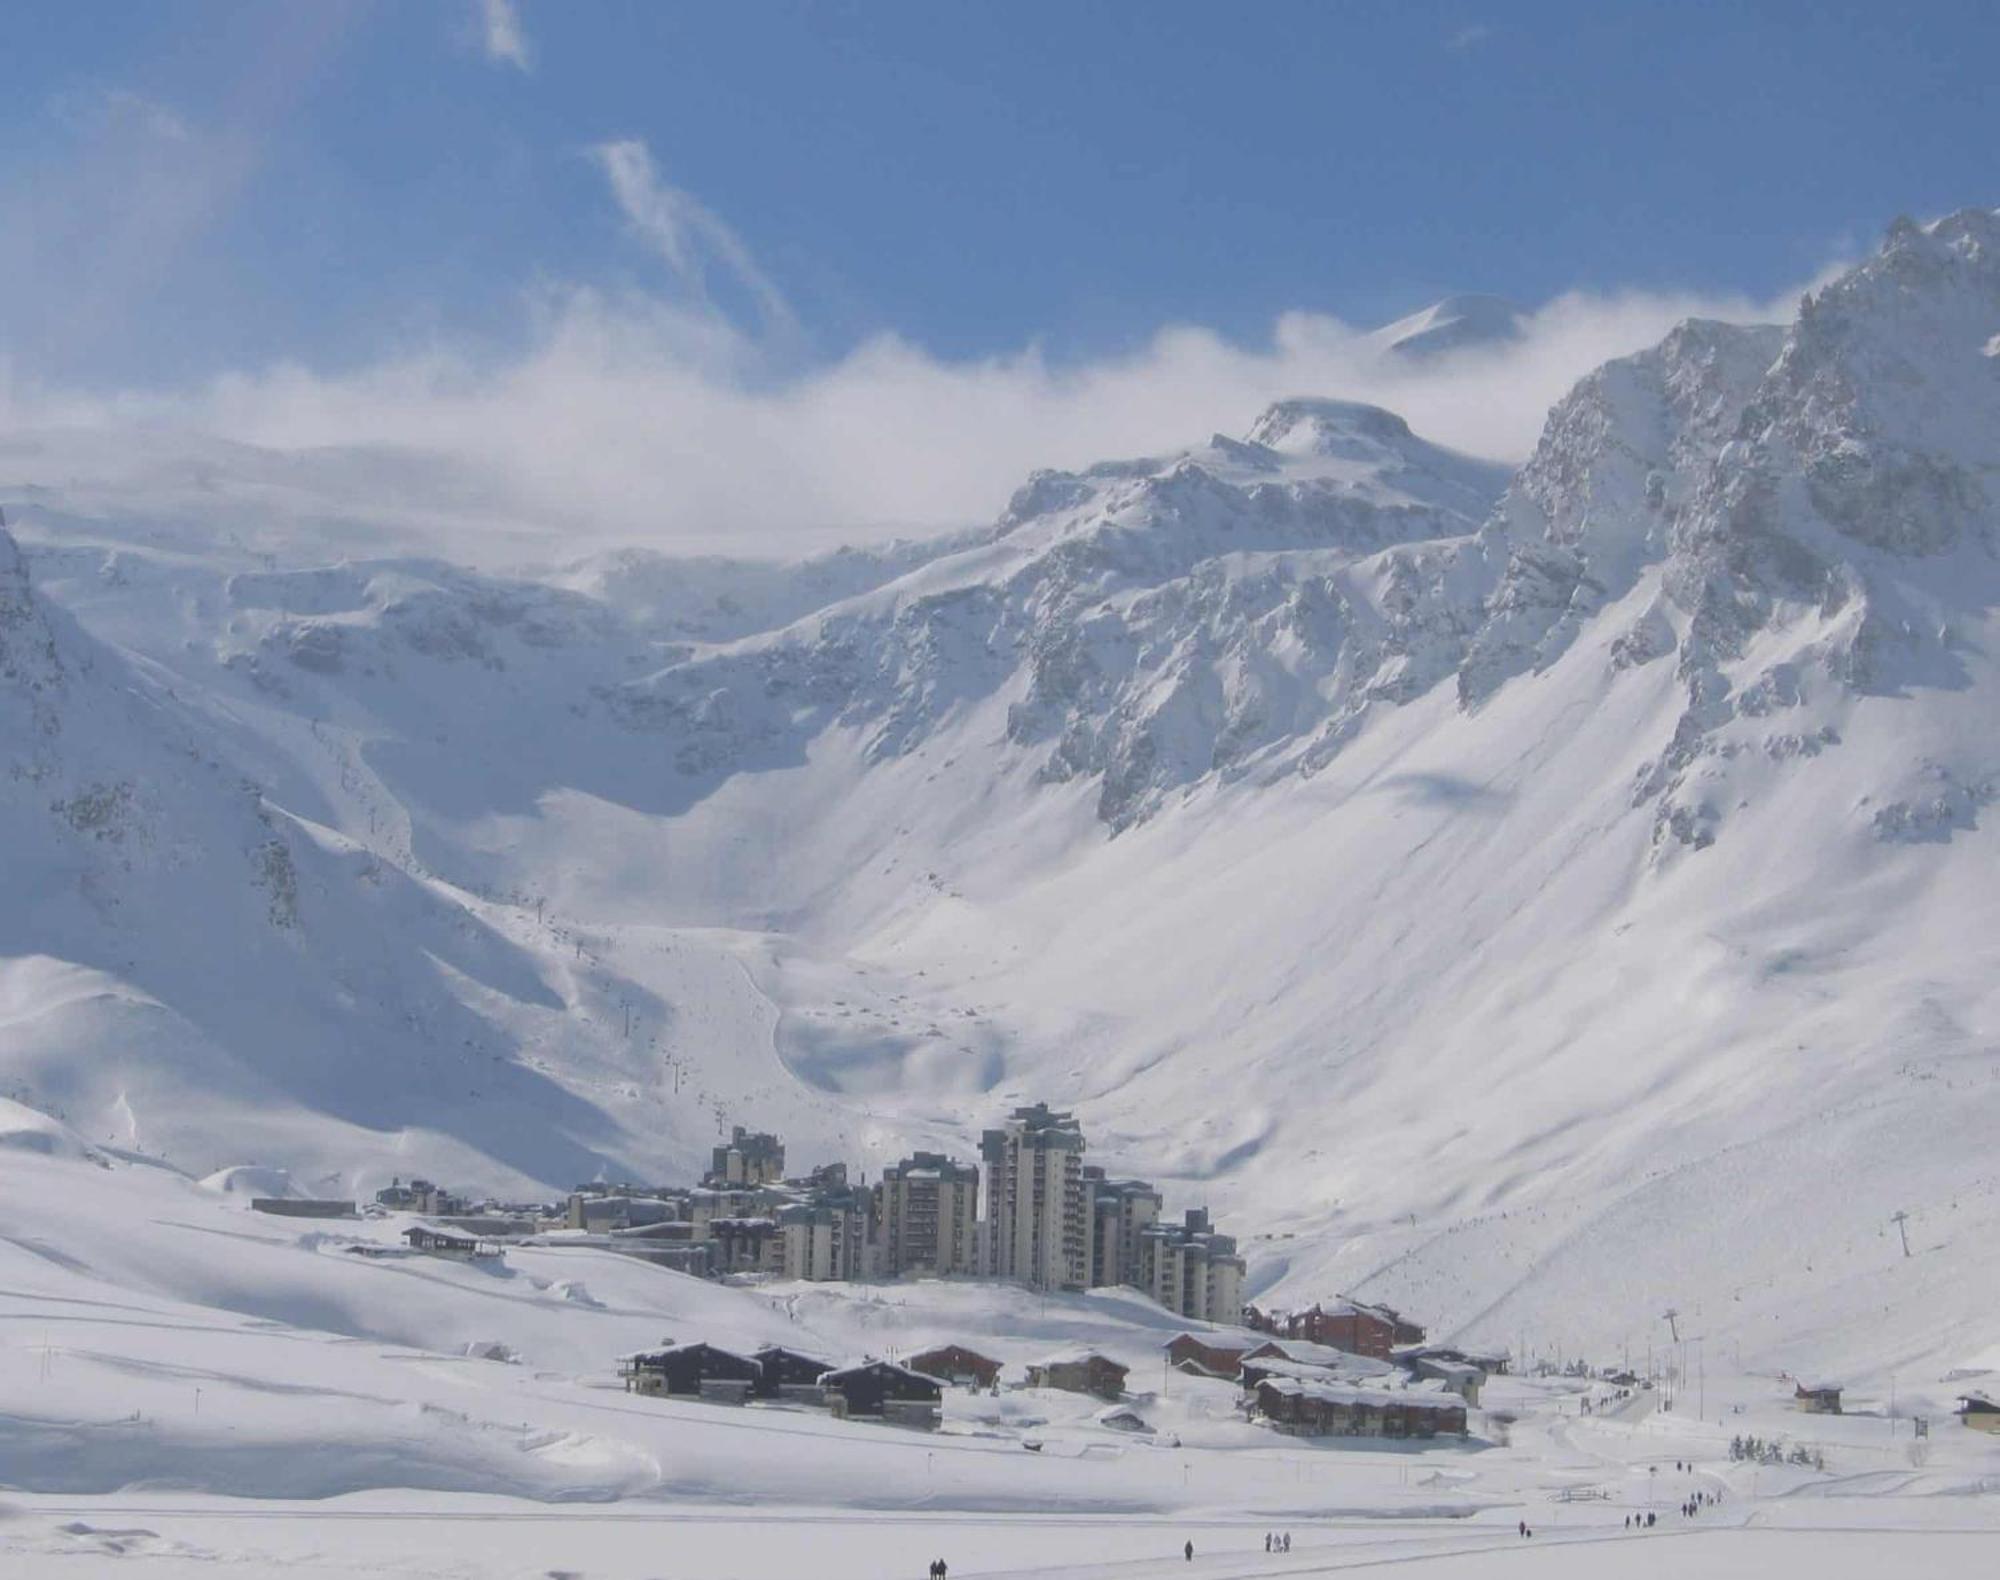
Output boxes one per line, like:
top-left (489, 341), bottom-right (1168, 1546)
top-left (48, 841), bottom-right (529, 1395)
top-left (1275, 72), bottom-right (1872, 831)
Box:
top-left (1370, 293), bottom-right (1528, 360)
top-left (4, 209), bottom-right (1999, 1384)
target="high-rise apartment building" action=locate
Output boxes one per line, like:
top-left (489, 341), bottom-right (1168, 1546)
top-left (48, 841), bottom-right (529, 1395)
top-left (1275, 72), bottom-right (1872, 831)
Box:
top-left (979, 1104), bottom-right (1090, 1291)
top-left (876, 1151), bottom-right (980, 1277)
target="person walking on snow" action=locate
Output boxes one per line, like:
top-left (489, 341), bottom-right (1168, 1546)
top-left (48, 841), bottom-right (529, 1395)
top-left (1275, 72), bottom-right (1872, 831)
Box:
top-left (1185, 1541), bottom-right (1194, 1563)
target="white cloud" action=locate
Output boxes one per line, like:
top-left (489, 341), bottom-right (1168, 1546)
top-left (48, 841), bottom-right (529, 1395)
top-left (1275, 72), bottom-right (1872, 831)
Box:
top-left (5, 267), bottom-right (1835, 567)
top-left (1446, 24), bottom-right (1493, 51)
top-left (1, 123), bottom-right (1850, 563)
top-left (477, 0), bottom-right (532, 71)
top-left (591, 140), bottom-right (796, 341)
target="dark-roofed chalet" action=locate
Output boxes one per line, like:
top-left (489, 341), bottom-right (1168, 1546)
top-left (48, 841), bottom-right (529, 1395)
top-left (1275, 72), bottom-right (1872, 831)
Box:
top-left (906, 1344), bottom-right (1002, 1390)
top-left (752, 1345), bottom-right (836, 1399)
top-left (620, 1342), bottom-right (761, 1398)
top-left (403, 1226), bottom-right (502, 1260)
top-left (1794, 1381), bottom-right (1843, 1415)
top-left (1026, 1349), bottom-right (1129, 1401)
top-left (1958, 1390), bottom-right (2000, 1433)
top-left (754, 1344), bottom-right (835, 1387)
top-left (1165, 1333), bottom-right (1250, 1379)
top-left (1252, 1377), bottom-right (1466, 1439)
top-left (821, 1359), bottom-right (944, 1424)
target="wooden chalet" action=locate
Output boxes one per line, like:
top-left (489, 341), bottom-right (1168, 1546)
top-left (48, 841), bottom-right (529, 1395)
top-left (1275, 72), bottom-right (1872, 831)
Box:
top-left (251, 1198), bottom-right (357, 1219)
top-left (1957, 1390), bottom-right (2000, 1433)
top-left (402, 1226), bottom-right (502, 1260)
top-left (621, 1342), bottom-right (762, 1400)
top-left (1251, 1377), bottom-right (1466, 1439)
top-left (906, 1344), bottom-right (1002, 1390)
top-left (1794, 1381), bottom-right (1843, 1415)
top-left (1244, 1299), bottom-right (1419, 1361)
top-left (821, 1359), bottom-right (944, 1426)
top-left (752, 1344), bottom-right (835, 1397)
top-left (1026, 1348), bottom-right (1129, 1401)
top-left (1164, 1333), bottom-right (1250, 1379)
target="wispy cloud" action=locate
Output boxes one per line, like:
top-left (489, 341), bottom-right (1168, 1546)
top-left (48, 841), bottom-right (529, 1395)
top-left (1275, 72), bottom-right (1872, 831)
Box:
top-left (590, 139), bottom-right (796, 341)
top-left (4, 262), bottom-right (1841, 564)
top-left (1446, 24), bottom-right (1493, 51)
top-left (477, 0), bottom-right (533, 71)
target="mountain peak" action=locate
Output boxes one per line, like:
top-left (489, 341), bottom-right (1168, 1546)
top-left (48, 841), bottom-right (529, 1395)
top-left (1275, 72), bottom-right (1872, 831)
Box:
top-left (1243, 397), bottom-right (1414, 456)
top-left (1371, 292), bottom-right (1526, 360)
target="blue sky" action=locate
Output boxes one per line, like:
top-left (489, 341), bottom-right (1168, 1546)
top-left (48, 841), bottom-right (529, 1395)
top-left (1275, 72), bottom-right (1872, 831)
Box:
top-left (0, 1), bottom-right (1993, 550)
top-left (4, 0), bottom-right (1993, 384)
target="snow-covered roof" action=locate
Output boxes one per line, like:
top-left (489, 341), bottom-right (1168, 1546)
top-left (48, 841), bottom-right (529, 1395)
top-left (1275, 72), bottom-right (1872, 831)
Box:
top-left (622, 1341), bottom-right (759, 1367)
top-left (1249, 1339), bottom-right (1395, 1374)
top-left (1242, 1357), bottom-right (1385, 1387)
top-left (822, 1357), bottom-right (941, 1384)
top-left (1032, 1346), bottom-right (1125, 1370)
top-left (1256, 1377), bottom-right (1455, 1412)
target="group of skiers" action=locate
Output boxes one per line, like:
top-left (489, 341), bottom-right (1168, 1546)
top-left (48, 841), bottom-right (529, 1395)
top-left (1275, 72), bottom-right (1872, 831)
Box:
top-left (1616, 1461), bottom-right (1721, 1530)
top-left (1261, 1532), bottom-right (1292, 1553)
top-left (926, 1560), bottom-right (949, 1579)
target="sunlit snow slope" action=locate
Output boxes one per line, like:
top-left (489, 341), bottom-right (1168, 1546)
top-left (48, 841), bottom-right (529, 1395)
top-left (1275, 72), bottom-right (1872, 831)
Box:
top-left (4, 212), bottom-right (1999, 1382)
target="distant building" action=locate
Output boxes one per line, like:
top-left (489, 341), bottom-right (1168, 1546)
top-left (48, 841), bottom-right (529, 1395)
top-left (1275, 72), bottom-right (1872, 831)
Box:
top-left (1246, 1299), bottom-right (1419, 1360)
top-left (376, 1177), bottom-right (466, 1216)
top-left (751, 1345), bottom-right (835, 1402)
top-left (1957, 1391), bottom-right (2000, 1433)
top-left (402, 1226), bottom-right (502, 1260)
top-left (1795, 1381), bottom-right (1843, 1415)
top-left (708, 1127), bottom-right (785, 1187)
top-left (1026, 1348), bottom-right (1128, 1400)
top-left (1085, 1168), bottom-right (1162, 1289)
top-left (709, 1216), bottom-right (785, 1276)
top-left (1250, 1377), bottom-right (1466, 1439)
top-left (250, 1198), bottom-right (355, 1219)
top-left (1137, 1208), bottom-right (1245, 1324)
top-left (1411, 1356), bottom-right (1484, 1406)
top-left (621, 1343), bottom-right (761, 1400)
top-left (878, 1152), bottom-right (980, 1278)
top-left (980, 1104), bottom-right (1089, 1291)
top-left (821, 1359), bottom-right (944, 1427)
top-left (778, 1193), bottom-right (869, 1281)
top-left (1164, 1333), bottom-right (1251, 1380)
top-left (906, 1344), bottom-right (1003, 1390)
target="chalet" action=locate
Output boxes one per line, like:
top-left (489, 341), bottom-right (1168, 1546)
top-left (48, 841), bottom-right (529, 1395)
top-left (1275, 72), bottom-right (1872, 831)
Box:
top-left (402, 1226), bottom-right (502, 1260)
top-left (251, 1198), bottom-right (356, 1219)
top-left (1411, 1357), bottom-right (1484, 1407)
top-left (1026, 1348), bottom-right (1129, 1401)
top-left (1957, 1390), bottom-right (2000, 1433)
top-left (1251, 1377), bottom-right (1466, 1440)
top-left (1794, 1381), bottom-right (1844, 1415)
top-left (1244, 1339), bottom-right (1397, 1379)
top-left (621, 1342), bottom-right (762, 1401)
top-left (752, 1345), bottom-right (836, 1402)
top-left (1245, 1299), bottom-right (1420, 1360)
top-left (906, 1344), bottom-right (1003, 1390)
top-left (821, 1360), bottom-right (944, 1427)
top-left (1164, 1333), bottom-right (1250, 1380)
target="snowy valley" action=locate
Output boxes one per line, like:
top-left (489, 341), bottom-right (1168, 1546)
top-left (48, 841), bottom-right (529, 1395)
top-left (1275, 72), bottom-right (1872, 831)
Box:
top-left (4, 210), bottom-right (2000, 1574)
